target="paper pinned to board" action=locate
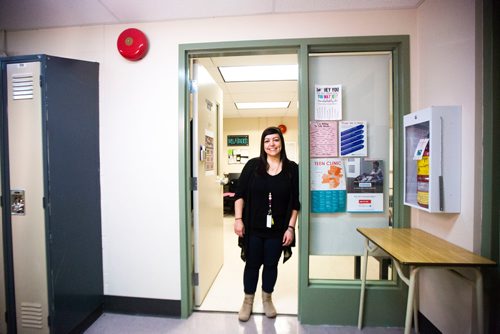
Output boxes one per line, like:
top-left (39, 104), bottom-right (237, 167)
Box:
top-left (314, 84), bottom-right (342, 120)
top-left (413, 138), bottom-right (429, 160)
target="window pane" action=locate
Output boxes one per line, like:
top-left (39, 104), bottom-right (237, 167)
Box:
top-left (308, 52), bottom-right (393, 281)
top-left (309, 255), bottom-right (392, 280)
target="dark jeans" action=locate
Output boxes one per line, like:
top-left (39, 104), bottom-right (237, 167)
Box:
top-left (243, 235), bottom-right (282, 294)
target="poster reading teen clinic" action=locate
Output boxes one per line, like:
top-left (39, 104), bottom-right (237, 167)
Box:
top-left (310, 158), bottom-right (346, 213)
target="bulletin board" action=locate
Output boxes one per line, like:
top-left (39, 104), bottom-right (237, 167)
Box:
top-left (308, 52), bottom-right (392, 256)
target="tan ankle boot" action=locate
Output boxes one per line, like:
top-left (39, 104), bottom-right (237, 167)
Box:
top-left (262, 291), bottom-right (277, 318)
top-left (238, 294), bottom-right (254, 321)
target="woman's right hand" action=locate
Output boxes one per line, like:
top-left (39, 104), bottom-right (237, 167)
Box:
top-left (234, 219), bottom-right (245, 237)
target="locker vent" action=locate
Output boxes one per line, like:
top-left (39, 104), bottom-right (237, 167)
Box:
top-left (11, 73), bottom-right (34, 100)
top-left (20, 302), bottom-right (43, 329)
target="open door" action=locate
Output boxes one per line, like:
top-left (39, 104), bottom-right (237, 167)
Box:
top-left (191, 59), bottom-right (225, 306)
top-left (180, 38), bottom-right (409, 324)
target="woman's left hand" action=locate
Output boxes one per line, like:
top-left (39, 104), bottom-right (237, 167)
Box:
top-left (282, 229), bottom-right (294, 246)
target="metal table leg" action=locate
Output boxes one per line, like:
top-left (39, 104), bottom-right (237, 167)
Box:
top-left (358, 238), bottom-right (369, 329)
top-left (358, 238), bottom-right (378, 329)
top-left (393, 261), bottom-right (420, 334)
top-left (473, 268), bottom-right (483, 334)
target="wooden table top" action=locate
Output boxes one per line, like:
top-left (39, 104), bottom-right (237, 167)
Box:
top-left (357, 228), bottom-right (496, 267)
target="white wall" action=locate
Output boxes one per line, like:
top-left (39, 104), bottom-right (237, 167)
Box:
top-left (6, 8), bottom-right (417, 301)
top-left (415, 0), bottom-right (480, 333)
top-left (4, 3), bottom-right (482, 331)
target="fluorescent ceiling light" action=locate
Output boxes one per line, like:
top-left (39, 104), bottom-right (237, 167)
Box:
top-left (235, 101), bottom-right (290, 110)
top-left (219, 65), bottom-right (298, 82)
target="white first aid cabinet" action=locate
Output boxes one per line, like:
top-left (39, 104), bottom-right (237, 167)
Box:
top-left (403, 106), bottom-right (461, 213)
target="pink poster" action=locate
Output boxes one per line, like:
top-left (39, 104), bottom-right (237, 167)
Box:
top-left (310, 121), bottom-right (338, 157)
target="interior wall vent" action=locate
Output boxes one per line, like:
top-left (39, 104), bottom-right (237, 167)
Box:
top-left (11, 73), bottom-right (34, 100)
top-left (20, 302), bottom-right (43, 329)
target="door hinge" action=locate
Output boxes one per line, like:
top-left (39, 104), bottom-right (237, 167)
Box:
top-left (192, 272), bottom-right (199, 286)
top-left (0, 195), bottom-right (3, 207)
top-left (191, 177), bottom-right (198, 191)
top-left (47, 315), bottom-right (51, 327)
top-left (189, 80), bottom-right (198, 94)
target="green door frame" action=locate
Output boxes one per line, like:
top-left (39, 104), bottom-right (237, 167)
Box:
top-left (178, 35), bottom-right (411, 326)
top-left (482, 0), bottom-right (500, 332)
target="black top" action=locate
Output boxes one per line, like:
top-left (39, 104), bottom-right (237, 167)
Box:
top-left (235, 157), bottom-right (300, 239)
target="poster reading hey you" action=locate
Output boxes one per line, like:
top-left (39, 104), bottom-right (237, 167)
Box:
top-left (315, 84), bottom-right (342, 120)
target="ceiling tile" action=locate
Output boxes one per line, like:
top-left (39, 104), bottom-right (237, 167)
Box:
top-left (0, 0), bottom-right (118, 30)
top-left (274, 0), bottom-right (423, 13)
top-left (100, 0), bottom-right (274, 22)
top-left (0, 0), bottom-right (423, 31)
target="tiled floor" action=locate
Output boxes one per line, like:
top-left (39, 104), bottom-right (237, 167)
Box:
top-left (85, 312), bottom-right (404, 334)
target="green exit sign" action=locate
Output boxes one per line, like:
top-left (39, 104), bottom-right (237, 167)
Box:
top-left (227, 135), bottom-right (249, 146)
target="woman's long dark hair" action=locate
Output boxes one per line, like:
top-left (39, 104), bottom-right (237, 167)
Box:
top-left (257, 126), bottom-right (290, 175)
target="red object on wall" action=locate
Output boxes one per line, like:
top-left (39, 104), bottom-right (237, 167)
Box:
top-left (278, 124), bottom-right (287, 134)
top-left (117, 28), bottom-right (149, 61)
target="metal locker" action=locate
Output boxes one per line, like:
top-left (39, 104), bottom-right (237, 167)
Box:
top-left (0, 144), bottom-right (6, 334)
top-left (0, 55), bottom-right (103, 334)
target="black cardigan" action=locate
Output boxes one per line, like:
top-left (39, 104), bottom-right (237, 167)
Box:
top-left (235, 157), bottom-right (300, 263)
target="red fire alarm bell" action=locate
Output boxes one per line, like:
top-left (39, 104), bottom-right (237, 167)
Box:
top-left (278, 124), bottom-right (287, 134)
top-left (117, 28), bottom-right (149, 61)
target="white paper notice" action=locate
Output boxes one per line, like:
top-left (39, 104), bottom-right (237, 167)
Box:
top-left (315, 85), bottom-right (342, 120)
top-left (413, 138), bottom-right (429, 160)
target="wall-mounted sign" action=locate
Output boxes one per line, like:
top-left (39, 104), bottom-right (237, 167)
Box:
top-left (227, 135), bottom-right (249, 146)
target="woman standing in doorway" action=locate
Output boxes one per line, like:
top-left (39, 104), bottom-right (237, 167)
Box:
top-left (233, 126), bottom-right (300, 322)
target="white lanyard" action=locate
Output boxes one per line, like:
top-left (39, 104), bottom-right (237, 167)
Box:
top-left (266, 192), bottom-right (274, 228)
